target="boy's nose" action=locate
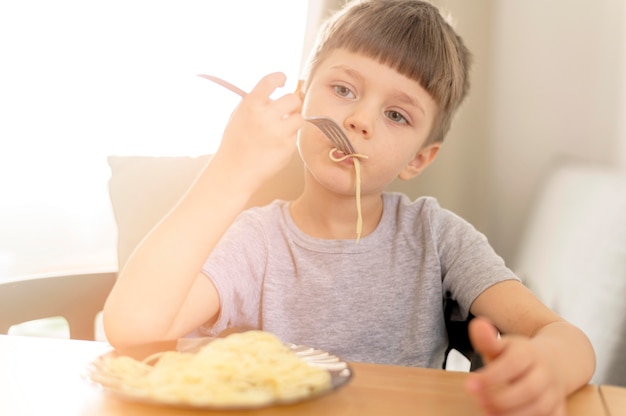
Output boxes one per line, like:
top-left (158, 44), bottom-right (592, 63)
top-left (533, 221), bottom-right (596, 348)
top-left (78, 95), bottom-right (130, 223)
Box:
top-left (347, 122), bottom-right (369, 137)
top-left (344, 112), bottom-right (373, 139)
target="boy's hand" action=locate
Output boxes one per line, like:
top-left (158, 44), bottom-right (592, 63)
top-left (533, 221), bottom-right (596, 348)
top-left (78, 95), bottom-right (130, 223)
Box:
top-left (466, 317), bottom-right (567, 416)
top-left (214, 72), bottom-right (303, 188)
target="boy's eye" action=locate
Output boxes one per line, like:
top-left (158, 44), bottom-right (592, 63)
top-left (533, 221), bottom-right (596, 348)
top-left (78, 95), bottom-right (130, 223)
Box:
top-left (333, 85), bottom-right (354, 98)
top-left (386, 110), bottom-right (408, 124)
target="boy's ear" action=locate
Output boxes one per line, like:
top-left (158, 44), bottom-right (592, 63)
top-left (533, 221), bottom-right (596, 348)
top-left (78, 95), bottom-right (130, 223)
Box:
top-left (397, 143), bottom-right (441, 180)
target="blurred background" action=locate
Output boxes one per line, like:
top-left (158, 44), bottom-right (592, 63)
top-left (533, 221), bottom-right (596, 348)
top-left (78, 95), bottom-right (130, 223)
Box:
top-left (0, 0), bottom-right (625, 278)
top-left (410, 0), bottom-right (626, 265)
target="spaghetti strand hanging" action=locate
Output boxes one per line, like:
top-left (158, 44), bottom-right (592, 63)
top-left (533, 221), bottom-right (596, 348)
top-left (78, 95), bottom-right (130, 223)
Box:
top-left (328, 148), bottom-right (369, 243)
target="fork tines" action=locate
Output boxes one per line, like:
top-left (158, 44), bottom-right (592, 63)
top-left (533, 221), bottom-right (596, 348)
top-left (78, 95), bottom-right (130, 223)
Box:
top-left (305, 117), bottom-right (356, 155)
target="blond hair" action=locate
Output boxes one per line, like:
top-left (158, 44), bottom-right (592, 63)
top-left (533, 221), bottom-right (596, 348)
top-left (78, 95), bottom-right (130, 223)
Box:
top-left (303, 0), bottom-right (472, 145)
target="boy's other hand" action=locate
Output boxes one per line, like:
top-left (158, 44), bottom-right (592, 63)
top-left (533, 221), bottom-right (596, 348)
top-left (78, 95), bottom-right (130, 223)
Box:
top-left (466, 317), bottom-right (567, 416)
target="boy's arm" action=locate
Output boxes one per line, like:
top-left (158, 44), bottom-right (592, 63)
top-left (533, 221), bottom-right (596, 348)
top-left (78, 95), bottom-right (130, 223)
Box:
top-left (467, 280), bottom-right (596, 416)
top-left (103, 72), bottom-right (303, 349)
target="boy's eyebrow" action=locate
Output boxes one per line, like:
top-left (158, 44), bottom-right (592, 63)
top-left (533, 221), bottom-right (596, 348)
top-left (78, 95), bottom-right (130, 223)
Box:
top-left (392, 90), bottom-right (426, 117)
top-left (332, 65), bottom-right (426, 116)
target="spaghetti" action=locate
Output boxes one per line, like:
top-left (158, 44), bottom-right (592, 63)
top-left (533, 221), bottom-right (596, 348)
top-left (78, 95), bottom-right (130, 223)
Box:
top-left (92, 331), bottom-right (332, 407)
top-left (329, 148), bottom-right (369, 243)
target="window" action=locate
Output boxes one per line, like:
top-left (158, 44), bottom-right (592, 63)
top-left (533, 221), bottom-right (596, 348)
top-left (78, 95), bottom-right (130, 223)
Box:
top-left (0, 1), bottom-right (309, 277)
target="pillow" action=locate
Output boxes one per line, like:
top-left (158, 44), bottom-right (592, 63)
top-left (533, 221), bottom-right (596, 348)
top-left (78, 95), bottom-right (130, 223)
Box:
top-left (514, 163), bottom-right (626, 385)
top-left (108, 153), bottom-right (304, 270)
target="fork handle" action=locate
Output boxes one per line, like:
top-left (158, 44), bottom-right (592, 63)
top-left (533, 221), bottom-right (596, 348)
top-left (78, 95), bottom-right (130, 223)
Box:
top-left (197, 74), bottom-right (247, 97)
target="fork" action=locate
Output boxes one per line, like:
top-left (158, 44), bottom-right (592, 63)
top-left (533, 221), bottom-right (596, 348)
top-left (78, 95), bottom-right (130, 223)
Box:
top-left (303, 116), bottom-right (357, 155)
top-left (198, 74), bottom-right (358, 155)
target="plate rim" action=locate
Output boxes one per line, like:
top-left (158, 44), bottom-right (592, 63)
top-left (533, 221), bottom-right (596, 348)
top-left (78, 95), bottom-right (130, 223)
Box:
top-left (86, 337), bottom-right (353, 410)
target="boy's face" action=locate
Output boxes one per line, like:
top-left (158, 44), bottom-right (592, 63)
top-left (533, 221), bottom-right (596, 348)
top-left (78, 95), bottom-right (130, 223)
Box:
top-left (298, 49), bottom-right (440, 196)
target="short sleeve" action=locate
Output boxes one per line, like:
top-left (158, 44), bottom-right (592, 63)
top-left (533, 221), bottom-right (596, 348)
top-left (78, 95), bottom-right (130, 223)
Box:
top-left (429, 204), bottom-right (519, 319)
top-left (201, 208), bottom-right (269, 335)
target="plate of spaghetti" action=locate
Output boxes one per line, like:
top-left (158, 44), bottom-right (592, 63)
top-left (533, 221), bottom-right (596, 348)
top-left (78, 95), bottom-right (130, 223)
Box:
top-left (87, 330), bottom-right (352, 409)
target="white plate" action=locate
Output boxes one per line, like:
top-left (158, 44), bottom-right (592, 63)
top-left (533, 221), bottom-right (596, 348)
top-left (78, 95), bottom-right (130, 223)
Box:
top-left (86, 337), bottom-right (352, 409)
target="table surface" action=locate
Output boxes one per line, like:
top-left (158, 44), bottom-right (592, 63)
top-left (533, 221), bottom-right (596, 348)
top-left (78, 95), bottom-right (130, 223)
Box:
top-left (0, 334), bottom-right (621, 416)
top-left (600, 384), bottom-right (626, 416)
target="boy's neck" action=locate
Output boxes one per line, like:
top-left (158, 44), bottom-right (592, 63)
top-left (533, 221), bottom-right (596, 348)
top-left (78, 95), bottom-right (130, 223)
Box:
top-left (289, 187), bottom-right (384, 240)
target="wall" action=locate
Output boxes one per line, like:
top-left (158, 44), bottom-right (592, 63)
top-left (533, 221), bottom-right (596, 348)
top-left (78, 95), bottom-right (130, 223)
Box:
top-left (486, 0), bottom-right (626, 262)
top-left (390, 0), bottom-right (495, 237)
top-left (391, 0), bottom-right (626, 265)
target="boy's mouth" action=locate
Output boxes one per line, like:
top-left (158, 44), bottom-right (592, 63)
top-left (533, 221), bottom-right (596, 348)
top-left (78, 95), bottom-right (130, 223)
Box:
top-left (330, 148), bottom-right (346, 159)
top-left (329, 148), bottom-right (354, 165)
top-left (328, 147), bottom-right (369, 165)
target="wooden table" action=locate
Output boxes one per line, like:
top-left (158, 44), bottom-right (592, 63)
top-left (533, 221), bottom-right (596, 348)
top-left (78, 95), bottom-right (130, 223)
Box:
top-left (0, 334), bottom-right (616, 415)
top-left (600, 384), bottom-right (626, 416)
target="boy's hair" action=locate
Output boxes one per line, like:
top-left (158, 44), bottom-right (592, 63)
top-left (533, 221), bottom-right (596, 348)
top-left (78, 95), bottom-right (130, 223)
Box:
top-left (303, 0), bottom-right (472, 145)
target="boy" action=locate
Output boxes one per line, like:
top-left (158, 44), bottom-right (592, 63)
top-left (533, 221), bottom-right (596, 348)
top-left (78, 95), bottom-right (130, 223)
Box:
top-left (104, 1), bottom-right (595, 414)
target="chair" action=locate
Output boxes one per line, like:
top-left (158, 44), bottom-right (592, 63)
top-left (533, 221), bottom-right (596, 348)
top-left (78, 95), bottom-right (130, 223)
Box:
top-left (513, 162), bottom-right (626, 386)
top-left (106, 153), bottom-right (306, 270)
top-left (443, 296), bottom-right (482, 371)
top-left (0, 270), bottom-right (116, 340)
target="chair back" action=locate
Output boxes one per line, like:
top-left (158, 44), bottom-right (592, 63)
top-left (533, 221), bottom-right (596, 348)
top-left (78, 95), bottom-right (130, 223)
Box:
top-left (514, 163), bottom-right (626, 385)
top-left (0, 271), bottom-right (116, 340)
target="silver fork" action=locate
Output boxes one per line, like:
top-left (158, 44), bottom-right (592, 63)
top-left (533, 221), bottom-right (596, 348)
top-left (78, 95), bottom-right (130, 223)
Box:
top-left (198, 74), bottom-right (357, 155)
top-left (303, 116), bottom-right (356, 155)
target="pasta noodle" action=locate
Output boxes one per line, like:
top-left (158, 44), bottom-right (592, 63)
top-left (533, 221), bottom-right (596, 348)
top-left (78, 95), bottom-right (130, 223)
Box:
top-left (94, 331), bottom-right (332, 407)
top-left (329, 148), bottom-right (369, 243)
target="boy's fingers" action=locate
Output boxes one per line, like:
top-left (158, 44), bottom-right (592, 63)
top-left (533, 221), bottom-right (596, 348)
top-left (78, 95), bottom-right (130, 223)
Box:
top-left (272, 93), bottom-right (303, 119)
top-left (468, 317), bottom-right (502, 363)
top-left (248, 72), bottom-right (287, 101)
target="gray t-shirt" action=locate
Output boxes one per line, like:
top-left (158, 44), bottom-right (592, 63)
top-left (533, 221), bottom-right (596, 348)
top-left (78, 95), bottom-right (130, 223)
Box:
top-left (202, 192), bottom-right (518, 368)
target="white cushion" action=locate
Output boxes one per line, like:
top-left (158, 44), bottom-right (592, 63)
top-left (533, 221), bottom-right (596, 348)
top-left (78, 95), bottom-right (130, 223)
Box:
top-left (107, 153), bottom-right (304, 270)
top-left (514, 163), bottom-right (626, 385)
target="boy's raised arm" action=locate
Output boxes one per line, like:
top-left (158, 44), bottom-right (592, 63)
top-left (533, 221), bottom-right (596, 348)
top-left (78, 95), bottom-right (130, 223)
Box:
top-left (103, 72), bottom-right (303, 349)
